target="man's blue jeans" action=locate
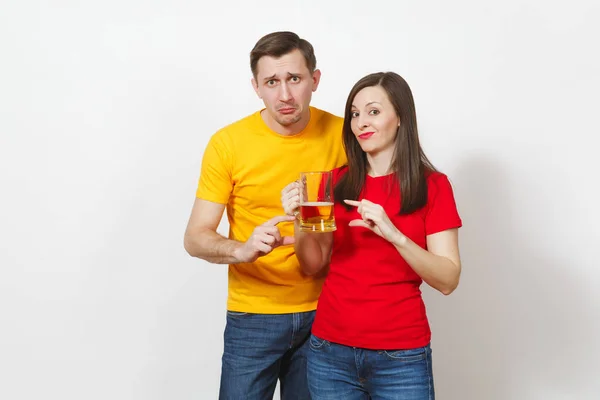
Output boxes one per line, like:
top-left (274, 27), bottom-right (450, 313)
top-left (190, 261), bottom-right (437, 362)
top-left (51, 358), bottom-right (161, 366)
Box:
top-left (307, 334), bottom-right (434, 399)
top-left (219, 310), bottom-right (315, 400)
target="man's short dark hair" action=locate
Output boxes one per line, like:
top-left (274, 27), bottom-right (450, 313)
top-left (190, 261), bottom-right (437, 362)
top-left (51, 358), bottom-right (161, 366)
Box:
top-left (250, 31), bottom-right (317, 78)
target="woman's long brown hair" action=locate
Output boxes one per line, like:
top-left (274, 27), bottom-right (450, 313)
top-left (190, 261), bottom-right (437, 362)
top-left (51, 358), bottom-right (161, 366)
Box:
top-left (335, 72), bottom-right (436, 214)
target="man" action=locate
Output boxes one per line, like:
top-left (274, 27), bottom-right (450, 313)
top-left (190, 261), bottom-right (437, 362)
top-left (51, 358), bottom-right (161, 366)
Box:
top-left (184, 31), bottom-right (346, 399)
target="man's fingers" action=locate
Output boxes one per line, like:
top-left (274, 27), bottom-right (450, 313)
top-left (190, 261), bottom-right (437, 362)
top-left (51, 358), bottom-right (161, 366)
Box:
top-left (270, 229), bottom-right (282, 243)
top-left (281, 236), bottom-right (295, 246)
top-left (256, 242), bottom-right (272, 253)
top-left (250, 234), bottom-right (274, 248)
top-left (265, 215), bottom-right (296, 226)
top-left (260, 226), bottom-right (282, 236)
top-left (250, 236), bottom-right (272, 253)
top-left (259, 233), bottom-right (276, 246)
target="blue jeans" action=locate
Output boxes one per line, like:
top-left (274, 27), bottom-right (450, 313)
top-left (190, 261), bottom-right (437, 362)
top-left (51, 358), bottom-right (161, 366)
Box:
top-left (307, 334), bottom-right (434, 400)
top-left (219, 310), bottom-right (315, 400)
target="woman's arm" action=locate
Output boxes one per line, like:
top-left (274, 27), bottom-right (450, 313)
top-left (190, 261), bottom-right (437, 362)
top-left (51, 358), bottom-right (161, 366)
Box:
top-left (281, 180), bottom-right (334, 276)
top-left (293, 221), bottom-right (333, 276)
top-left (345, 199), bottom-right (461, 295)
top-left (390, 228), bottom-right (461, 295)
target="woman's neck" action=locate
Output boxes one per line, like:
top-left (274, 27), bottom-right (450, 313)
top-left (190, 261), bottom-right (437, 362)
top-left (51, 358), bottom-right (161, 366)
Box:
top-left (366, 147), bottom-right (395, 177)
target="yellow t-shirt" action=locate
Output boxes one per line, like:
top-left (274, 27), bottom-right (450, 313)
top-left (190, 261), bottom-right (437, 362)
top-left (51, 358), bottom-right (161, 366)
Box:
top-left (196, 107), bottom-right (347, 313)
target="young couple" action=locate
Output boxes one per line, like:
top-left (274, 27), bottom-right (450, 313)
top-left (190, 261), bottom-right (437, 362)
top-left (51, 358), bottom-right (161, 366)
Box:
top-left (185, 31), bottom-right (462, 400)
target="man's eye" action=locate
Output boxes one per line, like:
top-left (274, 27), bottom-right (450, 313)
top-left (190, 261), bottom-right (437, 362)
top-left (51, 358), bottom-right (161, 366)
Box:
top-left (267, 80), bottom-right (276, 86)
top-left (290, 76), bottom-right (300, 83)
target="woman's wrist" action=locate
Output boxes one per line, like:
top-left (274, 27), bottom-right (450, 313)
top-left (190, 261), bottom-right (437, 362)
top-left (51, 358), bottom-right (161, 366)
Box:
top-left (391, 230), bottom-right (408, 248)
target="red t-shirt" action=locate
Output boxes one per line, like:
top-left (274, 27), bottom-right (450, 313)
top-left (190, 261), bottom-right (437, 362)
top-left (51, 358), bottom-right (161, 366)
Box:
top-left (311, 166), bottom-right (462, 350)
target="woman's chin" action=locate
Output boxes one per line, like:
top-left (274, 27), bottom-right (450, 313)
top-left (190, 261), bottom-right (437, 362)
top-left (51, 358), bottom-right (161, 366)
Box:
top-left (360, 146), bottom-right (376, 155)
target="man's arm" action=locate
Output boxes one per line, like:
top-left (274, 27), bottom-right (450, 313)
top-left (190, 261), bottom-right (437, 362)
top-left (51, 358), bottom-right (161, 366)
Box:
top-left (183, 198), bottom-right (243, 264)
top-left (184, 198), bottom-right (296, 265)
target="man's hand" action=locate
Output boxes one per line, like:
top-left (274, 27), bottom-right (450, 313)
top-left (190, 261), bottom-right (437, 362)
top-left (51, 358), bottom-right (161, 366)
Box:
top-left (233, 215), bottom-right (297, 263)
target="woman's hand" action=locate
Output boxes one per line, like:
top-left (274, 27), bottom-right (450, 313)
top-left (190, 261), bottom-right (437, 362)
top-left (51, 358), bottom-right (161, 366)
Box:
top-left (281, 180), bottom-right (301, 216)
top-left (344, 199), bottom-right (407, 246)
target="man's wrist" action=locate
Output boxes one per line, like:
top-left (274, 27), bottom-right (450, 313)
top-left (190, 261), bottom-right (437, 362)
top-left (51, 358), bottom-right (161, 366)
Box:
top-left (231, 241), bottom-right (246, 263)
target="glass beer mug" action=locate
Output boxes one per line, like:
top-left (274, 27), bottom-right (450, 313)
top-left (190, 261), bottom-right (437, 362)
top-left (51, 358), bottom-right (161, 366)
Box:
top-left (298, 171), bottom-right (336, 232)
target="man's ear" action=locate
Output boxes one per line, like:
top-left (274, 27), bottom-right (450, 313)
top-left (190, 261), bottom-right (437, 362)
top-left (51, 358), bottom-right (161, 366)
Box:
top-left (311, 69), bottom-right (322, 92)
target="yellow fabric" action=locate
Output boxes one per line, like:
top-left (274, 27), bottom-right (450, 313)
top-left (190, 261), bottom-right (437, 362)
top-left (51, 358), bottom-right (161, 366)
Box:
top-left (196, 107), bottom-right (347, 313)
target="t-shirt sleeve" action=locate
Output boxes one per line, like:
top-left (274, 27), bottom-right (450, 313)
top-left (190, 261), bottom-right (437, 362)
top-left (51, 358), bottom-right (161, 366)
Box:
top-left (425, 173), bottom-right (462, 235)
top-left (195, 132), bottom-right (233, 204)
top-left (333, 119), bottom-right (348, 169)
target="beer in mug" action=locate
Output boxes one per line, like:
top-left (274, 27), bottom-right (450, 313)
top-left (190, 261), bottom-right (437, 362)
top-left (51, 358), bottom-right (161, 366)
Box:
top-left (298, 171), bottom-right (336, 232)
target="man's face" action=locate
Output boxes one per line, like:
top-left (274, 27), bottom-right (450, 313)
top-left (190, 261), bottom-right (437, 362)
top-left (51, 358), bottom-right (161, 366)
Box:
top-left (252, 49), bottom-right (321, 131)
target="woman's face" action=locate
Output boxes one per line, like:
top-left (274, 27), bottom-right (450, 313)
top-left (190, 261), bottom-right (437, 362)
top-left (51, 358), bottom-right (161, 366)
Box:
top-left (350, 85), bottom-right (400, 156)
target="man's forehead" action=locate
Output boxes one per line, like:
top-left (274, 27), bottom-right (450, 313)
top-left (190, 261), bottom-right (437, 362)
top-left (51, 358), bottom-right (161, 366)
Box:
top-left (255, 51), bottom-right (309, 78)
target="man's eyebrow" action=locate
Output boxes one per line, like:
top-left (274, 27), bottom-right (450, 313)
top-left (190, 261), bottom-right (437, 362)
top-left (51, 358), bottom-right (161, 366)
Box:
top-left (263, 72), bottom-right (304, 82)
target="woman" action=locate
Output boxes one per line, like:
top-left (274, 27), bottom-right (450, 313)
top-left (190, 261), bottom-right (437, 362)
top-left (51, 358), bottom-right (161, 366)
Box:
top-left (280, 72), bottom-right (462, 399)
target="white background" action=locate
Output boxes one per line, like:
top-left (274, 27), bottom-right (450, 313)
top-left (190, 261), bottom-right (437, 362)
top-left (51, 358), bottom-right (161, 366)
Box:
top-left (1, 0), bottom-right (599, 399)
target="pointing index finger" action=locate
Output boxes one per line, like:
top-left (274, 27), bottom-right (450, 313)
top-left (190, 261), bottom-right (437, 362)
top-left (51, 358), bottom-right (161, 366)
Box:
top-left (265, 215), bottom-right (296, 226)
top-left (344, 199), bottom-right (360, 207)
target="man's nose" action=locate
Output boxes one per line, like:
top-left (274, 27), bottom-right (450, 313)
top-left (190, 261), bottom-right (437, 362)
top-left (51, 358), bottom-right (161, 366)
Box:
top-left (279, 83), bottom-right (292, 102)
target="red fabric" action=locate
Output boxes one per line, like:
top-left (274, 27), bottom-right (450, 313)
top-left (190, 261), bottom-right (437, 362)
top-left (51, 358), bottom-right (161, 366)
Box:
top-left (312, 166), bottom-right (462, 349)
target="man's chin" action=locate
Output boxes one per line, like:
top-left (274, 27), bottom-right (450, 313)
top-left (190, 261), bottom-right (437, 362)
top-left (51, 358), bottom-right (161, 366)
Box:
top-left (275, 114), bottom-right (302, 127)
